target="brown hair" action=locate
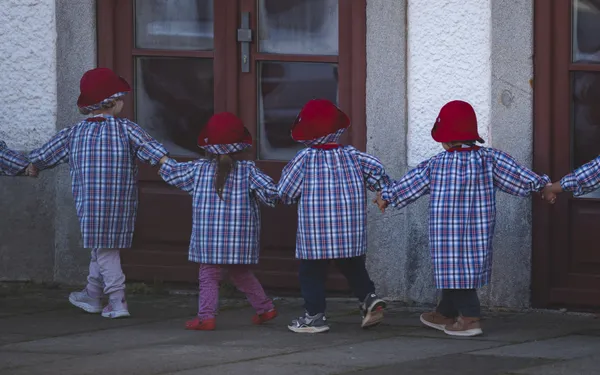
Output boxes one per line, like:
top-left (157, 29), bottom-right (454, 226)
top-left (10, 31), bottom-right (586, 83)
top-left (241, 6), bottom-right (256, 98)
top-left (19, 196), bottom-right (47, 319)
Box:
top-left (211, 153), bottom-right (235, 200)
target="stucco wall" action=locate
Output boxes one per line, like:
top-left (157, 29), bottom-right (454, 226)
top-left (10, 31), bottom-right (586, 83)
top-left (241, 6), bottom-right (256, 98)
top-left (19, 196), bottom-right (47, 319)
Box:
top-left (0, 0), bottom-right (96, 284)
top-left (0, 0), bottom-right (58, 282)
top-left (366, 0), bottom-right (409, 299)
top-left (407, 0), bottom-right (492, 165)
top-left (0, 0), bottom-right (57, 148)
top-left (366, 0), bottom-right (535, 308)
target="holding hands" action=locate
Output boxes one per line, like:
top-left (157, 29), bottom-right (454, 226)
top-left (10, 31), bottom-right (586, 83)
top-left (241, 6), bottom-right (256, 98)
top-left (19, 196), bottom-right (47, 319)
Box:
top-left (541, 182), bottom-right (562, 204)
top-left (372, 192), bottom-right (388, 213)
top-left (24, 164), bottom-right (38, 178)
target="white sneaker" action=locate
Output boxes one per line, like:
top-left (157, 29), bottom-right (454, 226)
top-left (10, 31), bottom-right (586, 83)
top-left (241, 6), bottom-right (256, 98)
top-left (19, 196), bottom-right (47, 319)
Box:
top-left (69, 289), bottom-right (103, 314)
top-left (101, 298), bottom-right (131, 319)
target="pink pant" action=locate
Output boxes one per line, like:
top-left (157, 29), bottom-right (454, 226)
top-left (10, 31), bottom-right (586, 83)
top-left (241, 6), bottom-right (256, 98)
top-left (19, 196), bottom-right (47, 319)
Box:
top-left (198, 264), bottom-right (274, 320)
top-left (86, 248), bottom-right (126, 300)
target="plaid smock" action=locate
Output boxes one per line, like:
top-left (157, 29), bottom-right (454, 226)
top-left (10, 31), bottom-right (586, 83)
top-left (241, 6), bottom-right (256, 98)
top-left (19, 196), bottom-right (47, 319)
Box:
top-left (0, 141), bottom-right (29, 176)
top-left (159, 158), bottom-right (278, 264)
top-left (380, 147), bottom-right (550, 289)
top-left (560, 156), bottom-right (600, 196)
top-left (29, 115), bottom-right (168, 249)
top-left (278, 145), bottom-right (391, 260)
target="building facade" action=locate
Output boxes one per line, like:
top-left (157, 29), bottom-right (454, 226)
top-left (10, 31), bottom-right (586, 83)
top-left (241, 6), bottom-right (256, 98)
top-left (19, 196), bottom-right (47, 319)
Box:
top-left (1, 0), bottom-right (598, 310)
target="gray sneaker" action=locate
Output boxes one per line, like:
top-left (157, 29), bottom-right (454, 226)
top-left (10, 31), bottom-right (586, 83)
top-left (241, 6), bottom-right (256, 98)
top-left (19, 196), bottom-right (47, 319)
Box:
top-left (360, 293), bottom-right (386, 328)
top-left (101, 297), bottom-right (131, 319)
top-left (288, 312), bottom-right (330, 333)
top-left (69, 288), bottom-right (103, 314)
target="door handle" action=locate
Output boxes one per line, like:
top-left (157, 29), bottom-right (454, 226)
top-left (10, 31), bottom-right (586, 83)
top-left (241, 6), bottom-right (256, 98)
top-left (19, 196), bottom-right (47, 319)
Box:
top-left (237, 12), bottom-right (252, 73)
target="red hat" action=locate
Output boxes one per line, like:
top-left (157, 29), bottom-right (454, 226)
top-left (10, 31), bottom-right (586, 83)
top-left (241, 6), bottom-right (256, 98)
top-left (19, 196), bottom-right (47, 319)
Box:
top-left (77, 68), bottom-right (131, 108)
top-left (291, 99), bottom-right (350, 141)
top-left (197, 112), bottom-right (252, 153)
top-left (431, 100), bottom-right (484, 143)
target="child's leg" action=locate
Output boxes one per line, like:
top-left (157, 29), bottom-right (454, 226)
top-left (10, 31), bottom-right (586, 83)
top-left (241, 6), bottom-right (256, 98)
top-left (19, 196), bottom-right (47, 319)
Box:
top-left (420, 289), bottom-right (458, 331)
top-left (335, 255), bottom-right (385, 328)
top-left (443, 289), bottom-right (483, 337)
top-left (96, 249), bottom-right (129, 318)
top-left (334, 255), bottom-right (375, 302)
top-left (226, 265), bottom-right (274, 315)
top-left (453, 289), bottom-right (481, 317)
top-left (198, 264), bottom-right (221, 320)
top-left (185, 264), bottom-right (219, 330)
top-left (299, 259), bottom-right (329, 315)
top-left (288, 259), bottom-right (330, 333)
top-left (86, 248), bottom-right (104, 298)
top-left (68, 249), bottom-right (104, 314)
top-left (436, 289), bottom-right (459, 318)
top-left (96, 249), bottom-right (126, 300)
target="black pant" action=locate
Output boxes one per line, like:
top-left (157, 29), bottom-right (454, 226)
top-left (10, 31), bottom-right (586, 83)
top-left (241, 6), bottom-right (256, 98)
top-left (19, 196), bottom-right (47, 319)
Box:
top-left (299, 255), bottom-right (375, 315)
top-left (436, 289), bottom-right (481, 318)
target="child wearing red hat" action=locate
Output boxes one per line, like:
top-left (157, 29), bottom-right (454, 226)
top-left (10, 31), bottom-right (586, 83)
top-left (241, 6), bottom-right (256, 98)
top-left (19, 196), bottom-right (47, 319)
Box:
top-left (279, 99), bottom-right (391, 333)
top-left (375, 100), bottom-right (550, 337)
top-left (29, 68), bottom-right (169, 319)
top-left (159, 112), bottom-right (278, 331)
top-left (0, 141), bottom-right (34, 176)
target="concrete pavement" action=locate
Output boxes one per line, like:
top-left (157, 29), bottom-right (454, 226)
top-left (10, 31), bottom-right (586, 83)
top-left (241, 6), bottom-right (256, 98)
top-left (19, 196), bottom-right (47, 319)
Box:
top-left (1, 284), bottom-right (599, 374)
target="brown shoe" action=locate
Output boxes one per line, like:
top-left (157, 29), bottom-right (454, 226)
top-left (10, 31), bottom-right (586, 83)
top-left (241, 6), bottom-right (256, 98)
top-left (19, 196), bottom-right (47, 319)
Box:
top-left (419, 311), bottom-right (456, 331)
top-left (443, 316), bottom-right (483, 337)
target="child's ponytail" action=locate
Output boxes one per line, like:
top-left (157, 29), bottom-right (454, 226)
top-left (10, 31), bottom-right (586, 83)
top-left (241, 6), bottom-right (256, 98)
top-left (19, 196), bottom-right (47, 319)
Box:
top-left (214, 154), bottom-right (234, 200)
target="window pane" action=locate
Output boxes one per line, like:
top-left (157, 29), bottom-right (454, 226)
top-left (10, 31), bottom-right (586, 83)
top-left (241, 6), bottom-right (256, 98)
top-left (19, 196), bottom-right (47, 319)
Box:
top-left (135, 0), bottom-right (214, 51)
top-left (572, 0), bottom-right (600, 63)
top-left (136, 57), bottom-right (214, 157)
top-left (258, 0), bottom-right (338, 55)
top-left (258, 62), bottom-right (338, 161)
top-left (572, 71), bottom-right (600, 197)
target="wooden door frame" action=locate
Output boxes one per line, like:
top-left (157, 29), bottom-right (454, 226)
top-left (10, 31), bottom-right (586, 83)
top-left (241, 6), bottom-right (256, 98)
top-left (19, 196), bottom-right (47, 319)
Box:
top-left (532, 0), bottom-right (573, 308)
top-left (96, 0), bottom-right (367, 151)
top-left (95, 0), bottom-right (367, 289)
top-left (532, 0), bottom-right (555, 308)
top-left (532, 0), bottom-right (600, 308)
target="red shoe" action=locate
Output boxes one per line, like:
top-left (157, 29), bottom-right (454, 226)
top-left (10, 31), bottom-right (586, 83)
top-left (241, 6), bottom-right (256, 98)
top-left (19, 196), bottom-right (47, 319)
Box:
top-left (185, 317), bottom-right (216, 331)
top-left (252, 309), bottom-right (278, 325)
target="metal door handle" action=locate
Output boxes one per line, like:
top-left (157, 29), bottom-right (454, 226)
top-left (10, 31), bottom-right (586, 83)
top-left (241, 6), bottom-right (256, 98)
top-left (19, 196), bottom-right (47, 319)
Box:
top-left (237, 12), bottom-right (252, 73)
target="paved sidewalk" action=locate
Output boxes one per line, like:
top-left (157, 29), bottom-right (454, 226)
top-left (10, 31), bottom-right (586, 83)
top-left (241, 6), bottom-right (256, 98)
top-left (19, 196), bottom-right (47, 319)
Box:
top-left (1, 285), bottom-right (600, 374)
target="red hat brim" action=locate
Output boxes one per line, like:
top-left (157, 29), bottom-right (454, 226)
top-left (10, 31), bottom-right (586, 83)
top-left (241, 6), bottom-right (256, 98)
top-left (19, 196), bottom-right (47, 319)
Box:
top-left (431, 127), bottom-right (484, 144)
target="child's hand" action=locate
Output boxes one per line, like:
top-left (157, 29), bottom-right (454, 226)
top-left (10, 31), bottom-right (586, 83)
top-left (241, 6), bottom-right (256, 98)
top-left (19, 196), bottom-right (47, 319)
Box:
top-left (25, 164), bottom-right (39, 178)
top-left (373, 192), bottom-right (388, 213)
top-left (541, 183), bottom-right (557, 204)
top-left (159, 155), bottom-right (169, 165)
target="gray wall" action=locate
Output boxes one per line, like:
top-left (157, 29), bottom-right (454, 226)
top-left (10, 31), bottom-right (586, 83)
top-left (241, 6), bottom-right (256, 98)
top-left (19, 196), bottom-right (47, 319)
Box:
top-left (0, 173), bottom-right (56, 282)
top-left (0, 0), bottom-right (58, 283)
top-left (365, 0), bottom-right (536, 308)
top-left (365, 0), bottom-right (411, 300)
top-left (53, 0), bottom-right (97, 283)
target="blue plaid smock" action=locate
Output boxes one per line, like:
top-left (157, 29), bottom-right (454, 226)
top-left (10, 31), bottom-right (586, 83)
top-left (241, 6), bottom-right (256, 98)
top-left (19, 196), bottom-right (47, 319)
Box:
top-left (560, 156), bottom-right (600, 196)
top-left (380, 147), bottom-right (550, 289)
top-left (29, 115), bottom-right (168, 249)
top-left (0, 141), bottom-right (29, 176)
top-left (278, 146), bottom-right (391, 260)
top-left (159, 158), bottom-right (278, 264)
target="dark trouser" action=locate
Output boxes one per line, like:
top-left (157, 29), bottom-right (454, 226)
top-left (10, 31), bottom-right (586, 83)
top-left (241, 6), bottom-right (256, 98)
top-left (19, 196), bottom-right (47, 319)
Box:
top-left (299, 255), bottom-right (376, 316)
top-left (436, 289), bottom-right (481, 318)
